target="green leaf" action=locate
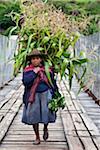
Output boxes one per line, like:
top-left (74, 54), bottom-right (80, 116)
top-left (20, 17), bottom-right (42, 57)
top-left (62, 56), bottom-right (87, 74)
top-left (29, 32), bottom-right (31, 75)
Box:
top-left (44, 61), bottom-right (53, 87)
top-left (56, 49), bottom-right (63, 58)
top-left (8, 26), bottom-right (18, 38)
top-left (71, 35), bottom-right (79, 47)
top-left (79, 51), bottom-right (86, 58)
top-left (26, 34), bottom-right (33, 52)
top-left (78, 58), bottom-right (88, 64)
top-left (68, 61), bottom-right (74, 89)
top-left (37, 47), bottom-right (44, 51)
top-left (61, 58), bottom-right (68, 78)
top-left (30, 42), bottom-right (36, 49)
top-left (41, 36), bottom-right (50, 44)
top-left (56, 33), bottom-right (64, 58)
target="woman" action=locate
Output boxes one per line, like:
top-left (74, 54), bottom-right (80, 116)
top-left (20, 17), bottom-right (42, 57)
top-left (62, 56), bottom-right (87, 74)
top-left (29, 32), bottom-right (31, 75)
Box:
top-left (22, 49), bottom-right (58, 145)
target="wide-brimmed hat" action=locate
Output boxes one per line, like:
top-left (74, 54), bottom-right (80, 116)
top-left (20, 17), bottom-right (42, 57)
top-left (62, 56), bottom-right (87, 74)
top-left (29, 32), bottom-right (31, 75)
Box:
top-left (26, 49), bottom-right (46, 61)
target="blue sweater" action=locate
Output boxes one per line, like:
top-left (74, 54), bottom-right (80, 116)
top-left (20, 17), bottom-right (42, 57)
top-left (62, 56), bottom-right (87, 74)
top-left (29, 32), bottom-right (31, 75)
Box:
top-left (22, 70), bottom-right (58, 107)
top-left (22, 70), bottom-right (49, 92)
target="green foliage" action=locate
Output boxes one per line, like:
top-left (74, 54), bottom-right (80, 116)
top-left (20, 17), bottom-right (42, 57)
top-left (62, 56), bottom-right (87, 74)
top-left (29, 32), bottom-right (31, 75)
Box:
top-left (47, 0), bottom-right (100, 35)
top-left (48, 92), bottom-right (66, 112)
top-left (83, 16), bottom-right (100, 35)
top-left (0, 0), bottom-right (21, 35)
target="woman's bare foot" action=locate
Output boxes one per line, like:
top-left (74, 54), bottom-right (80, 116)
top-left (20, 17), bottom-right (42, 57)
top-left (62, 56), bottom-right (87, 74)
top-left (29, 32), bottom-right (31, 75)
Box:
top-left (33, 138), bottom-right (40, 145)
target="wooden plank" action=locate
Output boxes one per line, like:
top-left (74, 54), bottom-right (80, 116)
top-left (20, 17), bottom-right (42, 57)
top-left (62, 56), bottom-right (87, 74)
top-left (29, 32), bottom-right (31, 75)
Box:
top-left (0, 80), bottom-right (22, 109)
top-left (2, 141), bottom-right (67, 150)
top-left (86, 108), bottom-right (100, 112)
top-left (61, 112), bottom-right (83, 150)
top-left (0, 90), bottom-right (16, 109)
top-left (61, 93), bottom-right (80, 112)
top-left (5, 130), bottom-right (64, 135)
top-left (88, 114), bottom-right (100, 117)
top-left (72, 100), bottom-right (86, 114)
top-left (58, 82), bottom-right (83, 114)
top-left (0, 95), bottom-right (23, 142)
top-left (10, 124), bottom-right (63, 129)
top-left (2, 141), bottom-right (66, 145)
top-left (67, 103), bottom-right (98, 150)
top-left (0, 86), bottom-right (23, 114)
top-left (59, 80), bottom-right (99, 150)
top-left (80, 113), bottom-right (100, 149)
top-left (0, 87), bottom-right (23, 125)
top-left (87, 112), bottom-right (100, 116)
top-left (0, 147), bottom-right (67, 150)
top-left (3, 136), bottom-right (66, 142)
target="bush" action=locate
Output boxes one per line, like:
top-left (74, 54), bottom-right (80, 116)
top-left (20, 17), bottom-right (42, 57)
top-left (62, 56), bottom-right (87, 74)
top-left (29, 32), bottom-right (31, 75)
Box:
top-left (0, 0), bottom-right (21, 31)
top-left (47, 0), bottom-right (100, 35)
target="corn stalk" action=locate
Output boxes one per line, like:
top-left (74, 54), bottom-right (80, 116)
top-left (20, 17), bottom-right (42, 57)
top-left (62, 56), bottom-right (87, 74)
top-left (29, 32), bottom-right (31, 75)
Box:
top-left (11, 1), bottom-right (88, 89)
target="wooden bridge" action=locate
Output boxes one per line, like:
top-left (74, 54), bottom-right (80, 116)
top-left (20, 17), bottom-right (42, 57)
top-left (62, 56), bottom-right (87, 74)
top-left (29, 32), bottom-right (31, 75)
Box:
top-left (0, 74), bottom-right (100, 150)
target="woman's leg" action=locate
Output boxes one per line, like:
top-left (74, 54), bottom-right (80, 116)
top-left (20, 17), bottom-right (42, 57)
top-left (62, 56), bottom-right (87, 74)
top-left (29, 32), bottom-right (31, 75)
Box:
top-left (33, 123), bottom-right (40, 144)
top-left (44, 124), bottom-right (48, 130)
top-left (43, 124), bottom-right (49, 141)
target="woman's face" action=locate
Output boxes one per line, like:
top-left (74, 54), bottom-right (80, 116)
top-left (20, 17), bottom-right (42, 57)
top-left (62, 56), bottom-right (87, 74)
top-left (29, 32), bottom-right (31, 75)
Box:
top-left (31, 56), bottom-right (42, 67)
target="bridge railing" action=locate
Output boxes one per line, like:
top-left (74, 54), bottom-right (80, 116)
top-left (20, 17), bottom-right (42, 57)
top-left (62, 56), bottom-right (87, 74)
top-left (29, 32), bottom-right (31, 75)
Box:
top-left (0, 35), bottom-right (18, 88)
top-left (75, 32), bottom-right (100, 100)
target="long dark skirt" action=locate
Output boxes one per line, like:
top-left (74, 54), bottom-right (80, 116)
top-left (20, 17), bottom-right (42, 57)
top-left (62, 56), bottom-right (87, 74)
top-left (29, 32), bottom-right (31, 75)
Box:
top-left (22, 90), bottom-right (56, 125)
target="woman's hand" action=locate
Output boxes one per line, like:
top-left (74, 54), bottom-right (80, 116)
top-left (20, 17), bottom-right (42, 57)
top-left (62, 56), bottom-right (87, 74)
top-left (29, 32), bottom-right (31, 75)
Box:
top-left (33, 67), bottom-right (40, 73)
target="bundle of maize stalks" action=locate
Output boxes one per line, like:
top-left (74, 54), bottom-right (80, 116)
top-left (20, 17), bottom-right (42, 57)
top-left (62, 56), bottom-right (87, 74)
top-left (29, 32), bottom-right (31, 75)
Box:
top-left (13, 1), bottom-right (88, 86)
